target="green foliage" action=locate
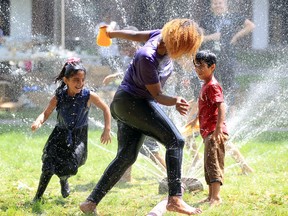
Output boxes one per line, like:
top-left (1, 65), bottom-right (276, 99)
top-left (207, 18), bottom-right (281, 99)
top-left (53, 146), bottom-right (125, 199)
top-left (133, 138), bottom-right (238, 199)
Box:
top-left (0, 126), bottom-right (287, 216)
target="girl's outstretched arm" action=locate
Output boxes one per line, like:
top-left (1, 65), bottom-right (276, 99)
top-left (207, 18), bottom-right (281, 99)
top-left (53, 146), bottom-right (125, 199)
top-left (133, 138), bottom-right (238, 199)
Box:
top-left (89, 91), bottom-right (112, 144)
top-left (31, 96), bottom-right (57, 131)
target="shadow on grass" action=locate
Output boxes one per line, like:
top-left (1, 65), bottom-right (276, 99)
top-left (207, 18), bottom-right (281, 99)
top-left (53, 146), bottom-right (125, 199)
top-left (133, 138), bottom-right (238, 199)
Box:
top-left (74, 181), bottom-right (96, 192)
top-left (74, 180), bottom-right (137, 194)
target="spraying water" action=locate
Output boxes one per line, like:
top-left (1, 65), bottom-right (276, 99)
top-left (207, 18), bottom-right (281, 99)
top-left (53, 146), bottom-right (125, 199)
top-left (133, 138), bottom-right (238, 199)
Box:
top-left (228, 64), bottom-right (288, 145)
top-left (1, 0), bottom-right (287, 195)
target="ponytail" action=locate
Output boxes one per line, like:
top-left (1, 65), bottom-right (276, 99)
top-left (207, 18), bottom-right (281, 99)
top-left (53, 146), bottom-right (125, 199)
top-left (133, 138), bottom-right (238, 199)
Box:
top-left (54, 57), bottom-right (85, 94)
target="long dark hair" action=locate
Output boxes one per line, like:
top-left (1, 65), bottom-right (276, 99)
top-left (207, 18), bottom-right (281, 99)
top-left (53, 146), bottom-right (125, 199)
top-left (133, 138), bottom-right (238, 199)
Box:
top-left (55, 57), bottom-right (86, 93)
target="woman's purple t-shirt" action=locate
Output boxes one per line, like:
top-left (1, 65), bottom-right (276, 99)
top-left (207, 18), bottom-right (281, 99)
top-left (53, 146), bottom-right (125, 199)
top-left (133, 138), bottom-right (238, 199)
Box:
top-left (119, 30), bottom-right (173, 99)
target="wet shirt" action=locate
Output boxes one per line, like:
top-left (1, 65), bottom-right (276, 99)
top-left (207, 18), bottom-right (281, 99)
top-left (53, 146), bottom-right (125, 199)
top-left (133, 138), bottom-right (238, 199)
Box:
top-left (56, 88), bottom-right (90, 130)
top-left (119, 30), bottom-right (173, 99)
top-left (198, 77), bottom-right (228, 138)
top-left (200, 12), bottom-right (245, 57)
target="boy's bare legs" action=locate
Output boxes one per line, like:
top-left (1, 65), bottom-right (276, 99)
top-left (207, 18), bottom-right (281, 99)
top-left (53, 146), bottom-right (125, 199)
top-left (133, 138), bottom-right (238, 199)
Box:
top-left (198, 182), bottom-right (222, 206)
top-left (198, 185), bottom-right (211, 204)
top-left (166, 196), bottom-right (202, 215)
top-left (209, 182), bottom-right (222, 206)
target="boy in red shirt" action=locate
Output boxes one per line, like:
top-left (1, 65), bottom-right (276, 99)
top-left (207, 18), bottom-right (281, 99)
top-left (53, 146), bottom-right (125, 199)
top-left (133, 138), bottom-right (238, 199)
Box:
top-left (187, 50), bottom-right (228, 206)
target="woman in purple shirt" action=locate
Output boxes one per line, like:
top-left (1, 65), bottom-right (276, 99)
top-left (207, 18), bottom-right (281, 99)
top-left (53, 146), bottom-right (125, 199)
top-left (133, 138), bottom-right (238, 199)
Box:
top-left (80, 19), bottom-right (203, 215)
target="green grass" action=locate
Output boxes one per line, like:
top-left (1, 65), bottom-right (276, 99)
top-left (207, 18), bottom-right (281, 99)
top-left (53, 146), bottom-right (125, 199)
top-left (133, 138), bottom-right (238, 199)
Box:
top-left (0, 125), bottom-right (287, 216)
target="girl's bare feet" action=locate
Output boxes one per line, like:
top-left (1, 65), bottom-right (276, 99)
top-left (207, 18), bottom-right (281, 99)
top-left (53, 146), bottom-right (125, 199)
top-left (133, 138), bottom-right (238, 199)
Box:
top-left (166, 196), bottom-right (202, 215)
top-left (79, 200), bottom-right (97, 214)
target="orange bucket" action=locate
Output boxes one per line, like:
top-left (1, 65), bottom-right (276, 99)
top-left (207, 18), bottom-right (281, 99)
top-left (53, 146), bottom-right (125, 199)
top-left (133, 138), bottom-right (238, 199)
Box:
top-left (96, 26), bottom-right (112, 47)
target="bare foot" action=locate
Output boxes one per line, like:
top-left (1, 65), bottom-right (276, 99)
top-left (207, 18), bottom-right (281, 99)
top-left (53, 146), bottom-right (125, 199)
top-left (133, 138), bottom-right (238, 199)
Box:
top-left (166, 196), bottom-right (202, 215)
top-left (197, 197), bottom-right (210, 204)
top-left (209, 198), bottom-right (222, 207)
top-left (79, 200), bottom-right (97, 214)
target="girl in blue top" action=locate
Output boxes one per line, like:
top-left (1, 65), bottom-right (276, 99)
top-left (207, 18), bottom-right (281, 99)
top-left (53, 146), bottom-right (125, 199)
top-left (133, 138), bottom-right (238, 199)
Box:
top-left (31, 57), bottom-right (111, 201)
top-left (81, 19), bottom-right (203, 215)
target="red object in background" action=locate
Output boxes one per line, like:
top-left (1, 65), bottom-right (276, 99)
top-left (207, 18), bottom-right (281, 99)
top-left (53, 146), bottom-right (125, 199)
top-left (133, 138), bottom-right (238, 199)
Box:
top-left (24, 60), bottom-right (32, 72)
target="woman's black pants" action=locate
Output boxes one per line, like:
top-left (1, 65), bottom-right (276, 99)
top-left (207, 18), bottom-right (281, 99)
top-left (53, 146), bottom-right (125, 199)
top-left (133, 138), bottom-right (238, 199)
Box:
top-left (87, 89), bottom-right (185, 204)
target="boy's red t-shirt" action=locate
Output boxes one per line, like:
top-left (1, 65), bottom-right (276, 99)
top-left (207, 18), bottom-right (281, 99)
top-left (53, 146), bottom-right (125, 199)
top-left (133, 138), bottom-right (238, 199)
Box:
top-left (198, 77), bottom-right (228, 138)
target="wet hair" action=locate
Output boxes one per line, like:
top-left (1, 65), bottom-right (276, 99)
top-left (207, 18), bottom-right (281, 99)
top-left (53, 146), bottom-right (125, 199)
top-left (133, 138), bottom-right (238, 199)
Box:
top-left (161, 19), bottom-right (203, 59)
top-left (195, 50), bottom-right (217, 67)
top-left (55, 57), bottom-right (86, 92)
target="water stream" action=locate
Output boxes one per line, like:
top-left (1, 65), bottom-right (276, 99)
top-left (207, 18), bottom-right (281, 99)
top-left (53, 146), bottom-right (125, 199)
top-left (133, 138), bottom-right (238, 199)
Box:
top-left (1, 0), bottom-right (287, 192)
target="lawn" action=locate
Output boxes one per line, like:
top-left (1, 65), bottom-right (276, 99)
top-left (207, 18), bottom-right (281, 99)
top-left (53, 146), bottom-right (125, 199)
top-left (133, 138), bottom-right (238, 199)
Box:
top-left (0, 122), bottom-right (287, 216)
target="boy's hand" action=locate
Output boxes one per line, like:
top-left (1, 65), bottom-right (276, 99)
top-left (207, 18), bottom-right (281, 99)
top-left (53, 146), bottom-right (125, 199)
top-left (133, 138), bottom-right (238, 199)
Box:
top-left (212, 127), bottom-right (228, 144)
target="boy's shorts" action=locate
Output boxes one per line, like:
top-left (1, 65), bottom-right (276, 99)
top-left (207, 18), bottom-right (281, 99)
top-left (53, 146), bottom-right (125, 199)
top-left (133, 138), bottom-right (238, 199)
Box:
top-left (203, 134), bottom-right (228, 185)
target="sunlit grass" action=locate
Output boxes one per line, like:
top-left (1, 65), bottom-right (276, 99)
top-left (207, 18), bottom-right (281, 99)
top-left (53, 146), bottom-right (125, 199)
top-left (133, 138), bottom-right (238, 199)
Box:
top-left (0, 126), bottom-right (287, 215)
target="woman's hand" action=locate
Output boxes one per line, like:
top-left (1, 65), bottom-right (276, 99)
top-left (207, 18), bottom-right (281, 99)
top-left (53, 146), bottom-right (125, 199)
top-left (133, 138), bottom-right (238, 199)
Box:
top-left (107, 21), bottom-right (117, 32)
top-left (175, 97), bottom-right (189, 116)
